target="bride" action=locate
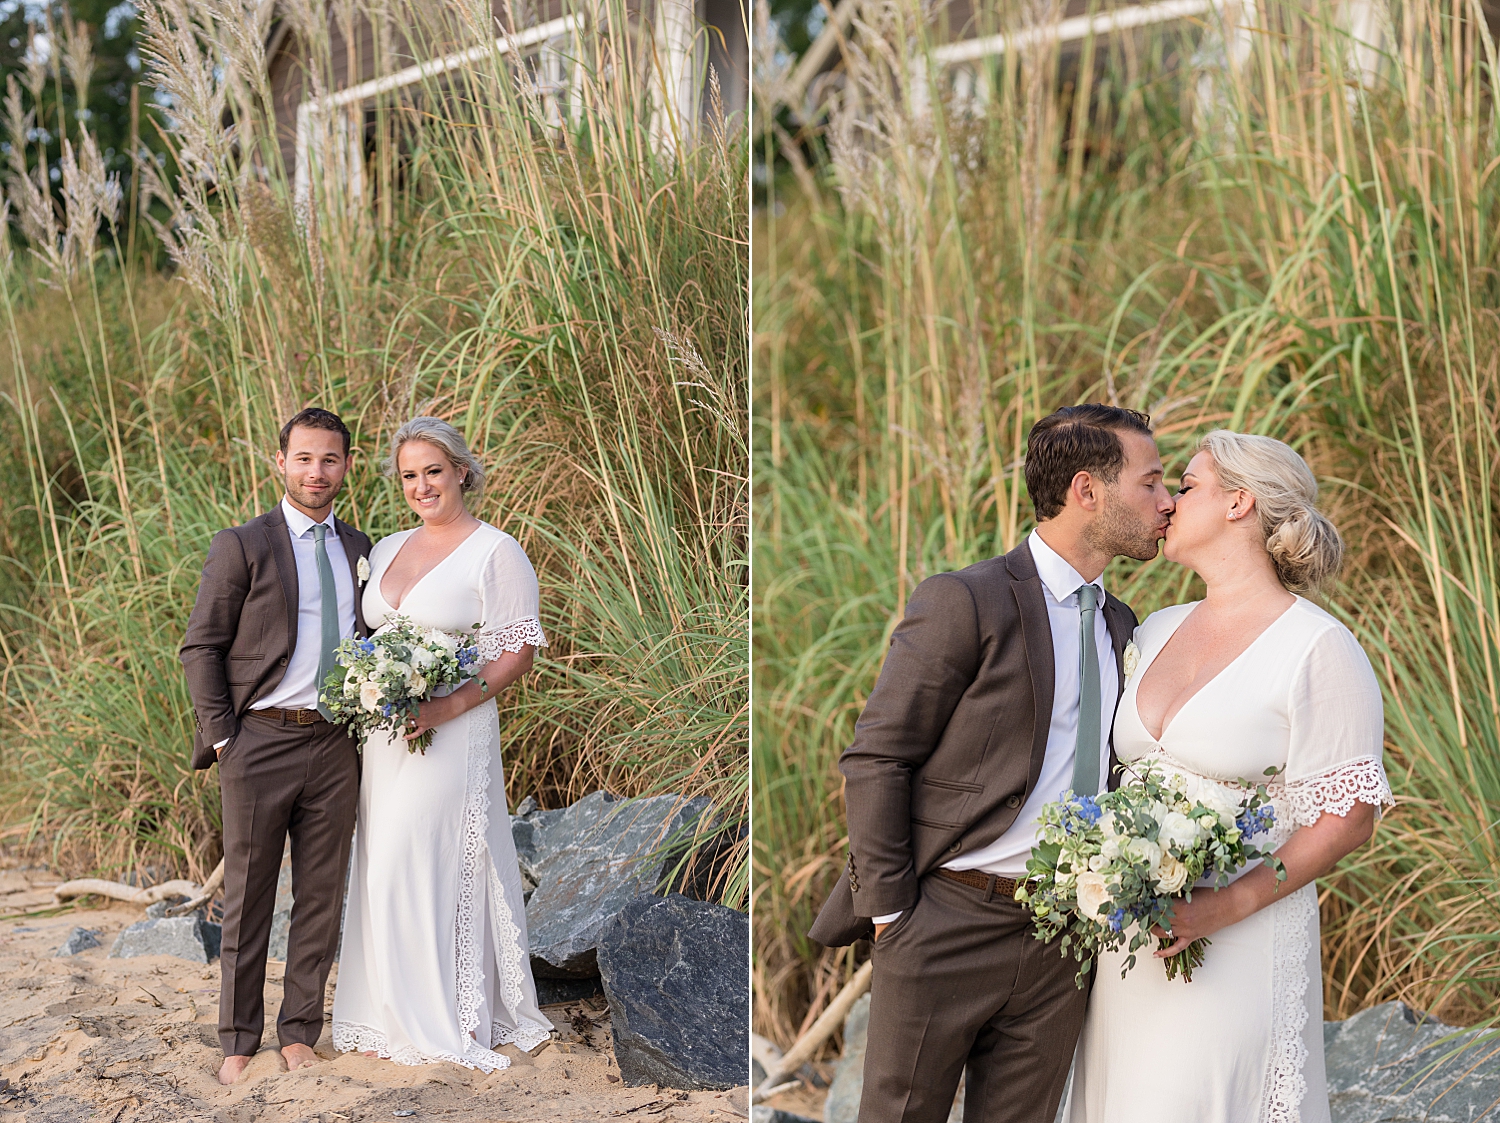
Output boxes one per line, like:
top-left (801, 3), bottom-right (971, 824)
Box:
top-left (331, 417), bottom-right (554, 1070)
top-left (1066, 431), bottom-right (1393, 1123)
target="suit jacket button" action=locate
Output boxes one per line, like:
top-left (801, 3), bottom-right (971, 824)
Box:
top-left (947, 842), bottom-right (961, 854)
top-left (279, 657), bottom-right (287, 666)
top-left (1006, 795), bottom-right (1022, 809)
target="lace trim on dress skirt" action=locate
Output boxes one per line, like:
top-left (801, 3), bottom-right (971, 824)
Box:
top-left (476, 617), bottom-right (547, 661)
top-left (1281, 758), bottom-right (1394, 828)
top-left (486, 858), bottom-right (553, 1052)
top-left (331, 1019), bottom-right (513, 1072)
top-left (1259, 883), bottom-right (1317, 1123)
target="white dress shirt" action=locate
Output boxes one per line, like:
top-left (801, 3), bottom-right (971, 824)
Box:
top-left (252, 497), bottom-right (358, 711)
top-left (872, 529), bottom-right (1120, 922)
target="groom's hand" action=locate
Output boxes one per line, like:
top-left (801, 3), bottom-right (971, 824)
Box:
top-left (872, 922), bottom-right (890, 942)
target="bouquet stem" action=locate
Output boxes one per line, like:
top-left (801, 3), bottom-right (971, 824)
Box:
top-left (1160, 936), bottom-right (1210, 982)
top-left (408, 729), bottom-right (433, 755)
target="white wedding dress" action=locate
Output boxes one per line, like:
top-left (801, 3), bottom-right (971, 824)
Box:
top-left (331, 523), bottom-right (554, 1071)
top-left (1066, 597), bottom-right (1393, 1123)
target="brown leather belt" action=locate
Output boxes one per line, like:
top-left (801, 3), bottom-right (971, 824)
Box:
top-left (937, 868), bottom-right (1021, 899)
top-left (247, 706), bottom-right (326, 725)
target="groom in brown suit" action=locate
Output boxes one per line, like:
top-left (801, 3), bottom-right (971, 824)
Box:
top-left (809, 405), bottom-right (1176, 1123)
top-left (180, 408), bottom-right (372, 1085)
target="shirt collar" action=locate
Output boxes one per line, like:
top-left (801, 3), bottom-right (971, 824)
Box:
top-left (1028, 528), bottom-right (1105, 606)
top-left (281, 496), bottom-right (338, 538)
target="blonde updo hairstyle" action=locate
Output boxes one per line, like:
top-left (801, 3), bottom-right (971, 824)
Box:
top-left (1198, 430), bottom-right (1342, 596)
top-left (383, 416), bottom-right (486, 496)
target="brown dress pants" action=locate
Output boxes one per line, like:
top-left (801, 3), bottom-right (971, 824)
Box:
top-left (217, 711), bottom-right (360, 1057)
top-left (859, 871), bottom-right (1088, 1123)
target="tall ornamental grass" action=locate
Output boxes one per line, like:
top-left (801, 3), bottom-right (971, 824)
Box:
top-left (754, 0), bottom-right (1500, 1044)
top-left (0, 0), bottom-right (749, 907)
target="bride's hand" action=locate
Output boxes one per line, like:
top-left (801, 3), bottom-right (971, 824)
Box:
top-left (402, 699), bottom-right (449, 743)
top-left (1151, 886), bottom-right (1247, 957)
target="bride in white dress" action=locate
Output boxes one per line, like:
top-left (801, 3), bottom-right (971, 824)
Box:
top-left (332, 417), bottom-right (553, 1071)
top-left (1067, 431), bottom-right (1393, 1123)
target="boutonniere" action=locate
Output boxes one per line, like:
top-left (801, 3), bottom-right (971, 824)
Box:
top-left (357, 555), bottom-right (371, 586)
top-left (1122, 640), bottom-right (1140, 679)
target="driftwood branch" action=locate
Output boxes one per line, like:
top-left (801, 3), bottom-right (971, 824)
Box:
top-left (53, 857), bottom-right (227, 914)
top-left (52, 878), bottom-right (202, 906)
top-left (165, 859), bottom-right (226, 917)
top-left (752, 958), bottom-right (874, 1105)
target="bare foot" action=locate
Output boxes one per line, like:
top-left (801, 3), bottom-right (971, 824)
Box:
top-left (281, 1043), bottom-right (320, 1071)
top-left (218, 1054), bottom-right (253, 1085)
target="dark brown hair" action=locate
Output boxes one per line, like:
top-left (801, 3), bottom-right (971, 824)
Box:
top-left (1024, 404), bottom-right (1153, 521)
top-left (280, 408), bottom-right (351, 456)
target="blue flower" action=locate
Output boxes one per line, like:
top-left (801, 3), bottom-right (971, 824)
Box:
top-left (1071, 794), bottom-right (1103, 824)
top-left (1107, 907), bottom-right (1127, 932)
top-left (1236, 805), bottom-right (1276, 836)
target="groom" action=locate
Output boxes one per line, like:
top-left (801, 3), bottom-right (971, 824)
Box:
top-left (809, 405), bottom-right (1175, 1123)
top-left (180, 408), bottom-right (372, 1086)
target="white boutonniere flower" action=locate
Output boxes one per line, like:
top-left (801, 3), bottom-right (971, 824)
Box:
top-left (1122, 640), bottom-right (1140, 679)
top-left (357, 555), bottom-right (371, 586)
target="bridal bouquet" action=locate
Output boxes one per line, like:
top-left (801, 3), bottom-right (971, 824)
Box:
top-left (1015, 763), bottom-right (1286, 986)
top-left (319, 618), bottom-right (482, 754)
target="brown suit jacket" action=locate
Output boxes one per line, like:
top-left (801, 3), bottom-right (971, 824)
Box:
top-left (180, 505), bottom-right (373, 770)
top-left (808, 538), bottom-right (1136, 947)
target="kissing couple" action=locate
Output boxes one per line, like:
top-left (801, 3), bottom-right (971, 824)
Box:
top-left (809, 405), bottom-right (1394, 1122)
top-left (181, 408), bottom-right (554, 1085)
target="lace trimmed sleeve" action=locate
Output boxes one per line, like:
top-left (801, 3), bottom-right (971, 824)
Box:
top-left (1282, 619), bottom-right (1392, 827)
top-left (1282, 757), bottom-right (1394, 828)
top-left (474, 530), bottom-right (548, 662)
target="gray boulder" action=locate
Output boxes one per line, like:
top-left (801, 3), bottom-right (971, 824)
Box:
top-left (55, 928), bottom-right (101, 956)
top-left (525, 791), bottom-right (709, 977)
top-left (1326, 1001), bottom-right (1500, 1122)
top-left (596, 893), bottom-right (748, 1090)
top-left (110, 906), bottom-right (221, 963)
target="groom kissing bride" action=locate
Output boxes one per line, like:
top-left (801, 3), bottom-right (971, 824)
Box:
top-left (810, 405), bottom-right (1392, 1122)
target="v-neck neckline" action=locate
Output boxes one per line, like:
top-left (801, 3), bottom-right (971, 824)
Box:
top-left (379, 524), bottom-right (486, 613)
top-left (1132, 597), bottom-right (1302, 743)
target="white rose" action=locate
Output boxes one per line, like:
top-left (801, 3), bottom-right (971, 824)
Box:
top-left (1154, 853), bottom-right (1189, 894)
top-left (1100, 835), bottom-right (1123, 861)
top-left (1198, 813), bottom-right (1218, 830)
top-left (360, 681), bottom-right (384, 712)
top-left (426, 629), bottom-right (458, 653)
top-left (1125, 837), bottom-right (1162, 871)
top-left (406, 670), bottom-right (428, 696)
top-left (411, 646), bottom-right (436, 669)
top-left (1159, 811), bottom-right (1201, 851)
top-left (1122, 641), bottom-right (1140, 678)
top-left (1088, 853), bottom-right (1109, 873)
top-left (1075, 872), bottom-right (1111, 921)
top-left (388, 661), bottom-right (411, 679)
top-left (356, 555), bottom-right (371, 584)
top-left (1098, 810), bottom-right (1119, 838)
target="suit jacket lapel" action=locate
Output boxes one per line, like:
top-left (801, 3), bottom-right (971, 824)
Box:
top-left (1006, 541), bottom-right (1055, 796)
top-left (264, 506), bottom-right (299, 650)
top-left (337, 517), bottom-right (369, 636)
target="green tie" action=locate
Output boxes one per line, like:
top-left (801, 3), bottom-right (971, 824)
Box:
top-left (1071, 583), bottom-right (1102, 797)
top-left (313, 523), bottom-right (340, 721)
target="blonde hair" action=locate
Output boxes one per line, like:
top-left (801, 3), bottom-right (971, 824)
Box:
top-left (383, 416), bottom-right (485, 495)
top-left (1198, 430), bottom-right (1343, 595)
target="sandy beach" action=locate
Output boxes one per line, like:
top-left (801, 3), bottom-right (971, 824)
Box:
top-left (0, 868), bottom-right (747, 1123)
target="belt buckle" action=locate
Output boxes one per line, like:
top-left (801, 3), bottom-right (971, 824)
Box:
top-left (297, 709), bottom-right (317, 725)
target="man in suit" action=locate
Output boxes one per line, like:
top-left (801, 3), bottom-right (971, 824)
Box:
top-left (181, 408), bottom-right (373, 1086)
top-left (808, 404), bottom-right (1177, 1123)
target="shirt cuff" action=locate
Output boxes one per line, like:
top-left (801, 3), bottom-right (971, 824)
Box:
top-left (871, 911), bottom-right (903, 925)
top-left (213, 738), bottom-right (230, 750)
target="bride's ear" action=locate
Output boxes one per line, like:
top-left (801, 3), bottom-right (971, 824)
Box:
top-left (1226, 491), bottom-right (1256, 522)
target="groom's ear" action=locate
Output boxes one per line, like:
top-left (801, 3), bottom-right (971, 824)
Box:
top-left (1069, 469), bottom-right (1102, 512)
